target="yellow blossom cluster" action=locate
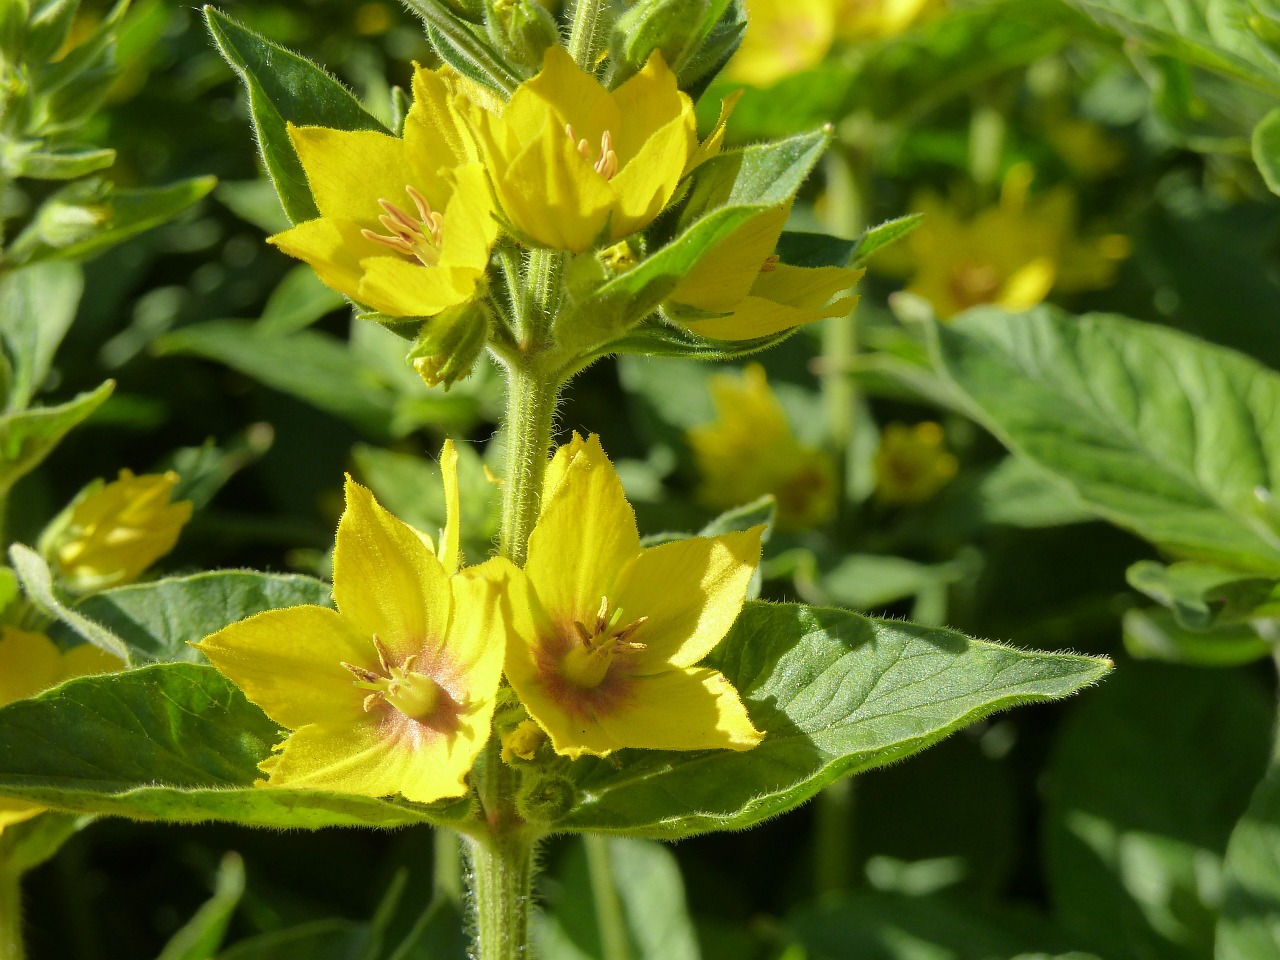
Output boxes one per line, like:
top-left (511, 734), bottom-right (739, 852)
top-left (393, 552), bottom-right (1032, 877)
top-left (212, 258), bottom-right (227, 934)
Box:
top-left (270, 48), bottom-right (860, 345)
top-left (197, 436), bottom-right (763, 804)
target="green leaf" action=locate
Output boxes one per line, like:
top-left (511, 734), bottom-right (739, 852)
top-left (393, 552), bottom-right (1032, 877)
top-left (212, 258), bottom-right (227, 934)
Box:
top-left (775, 230), bottom-right (858, 268)
top-left (9, 543), bottom-right (130, 662)
top-left (204, 7), bottom-right (388, 224)
top-left (155, 852), bottom-right (245, 960)
top-left (215, 179), bottom-right (292, 235)
top-left (154, 322), bottom-right (399, 440)
top-left (973, 456), bottom-right (1096, 528)
top-left (554, 601), bottom-right (1110, 838)
top-left (55, 571), bottom-right (333, 664)
top-left (1121, 606), bottom-right (1272, 666)
top-left (160, 423), bottom-right (276, 510)
top-left (927, 306), bottom-right (1280, 573)
top-left (1218, 759), bottom-right (1280, 960)
top-left (820, 553), bottom-right (975, 611)
top-left (786, 892), bottom-right (1096, 960)
top-left (10, 177), bottom-right (217, 265)
top-left (0, 663), bottom-right (455, 828)
top-left (536, 837), bottom-right (700, 960)
top-left (1254, 107), bottom-right (1280, 194)
top-left (0, 811), bottom-right (87, 876)
top-left (1046, 662), bottom-right (1272, 960)
top-left (1127, 559), bottom-right (1280, 629)
top-left (0, 260), bottom-right (82, 411)
top-left (258, 266), bottom-right (347, 336)
top-left (560, 130), bottom-right (830, 354)
top-left (0, 378), bottom-right (112, 496)
top-left (7, 145), bottom-right (116, 180)
top-left (220, 921), bottom-right (371, 960)
top-left (604, 320), bottom-right (795, 363)
top-left (852, 213), bottom-right (925, 266)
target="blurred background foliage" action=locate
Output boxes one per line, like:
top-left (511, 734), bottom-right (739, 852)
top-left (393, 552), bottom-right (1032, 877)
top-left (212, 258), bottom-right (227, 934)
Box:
top-left (12, 0), bottom-right (1280, 957)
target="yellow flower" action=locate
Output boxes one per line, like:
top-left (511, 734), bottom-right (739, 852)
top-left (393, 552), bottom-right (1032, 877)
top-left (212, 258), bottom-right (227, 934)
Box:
top-left (197, 446), bottom-right (507, 803)
top-left (836, 0), bottom-right (941, 41)
top-left (0, 628), bottom-right (121, 828)
top-left (727, 0), bottom-right (836, 87)
top-left (1044, 115), bottom-right (1127, 179)
top-left (54, 470), bottom-right (192, 593)
top-left (664, 205), bottom-right (863, 340)
top-left (466, 46), bottom-right (697, 252)
top-left (502, 434), bottom-right (764, 759)
top-left (884, 165), bottom-right (1127, 320)
top-left (874, 422), bottom-right (958, 505)
top-left (269, 67), bottom-right (499, 317)
top-left (689, 364), bottom-right (836, 530)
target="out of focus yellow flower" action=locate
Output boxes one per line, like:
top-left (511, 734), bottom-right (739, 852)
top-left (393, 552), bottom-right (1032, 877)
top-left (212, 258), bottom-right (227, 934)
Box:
top-left (728, 0), bottom-right (836, 87)
top-left (836, 0), bottom-right (941, 41)
top-left (689, 364), bottom-right (836, 530)
top-left (874, 422), bottom-right (958, 505)
top-left (466, 46), bottom-right (696, 252)
top-left (53, 470), bottom-right (192, 593)
top-left (0, 628), bottom-right (121, 828)
top-left (1044, 115), bottom-right (1127, 179)
top-left (665, 205), bottom-right (863, 340)
top-left (882, 165), bottom-right (1129, 320)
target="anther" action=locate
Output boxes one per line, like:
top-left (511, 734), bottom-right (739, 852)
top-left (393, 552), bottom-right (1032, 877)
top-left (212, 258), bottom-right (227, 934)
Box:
top-left (761, 255), bottom-right (780, 273)
top-left (342, 661), bottom-right (382, 683)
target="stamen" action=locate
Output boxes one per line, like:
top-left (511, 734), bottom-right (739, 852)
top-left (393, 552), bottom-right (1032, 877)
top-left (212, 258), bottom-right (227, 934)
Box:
top-left (760, 255), bottom-right (780, 273)
top-left (360, 187), bottom-right (445, 267)
top-left (373, 635), bottom-right (393, 674)
top-left (564, 123), bottom-right (619, 180)
top-left (342, 661), bottom-right (382, 683)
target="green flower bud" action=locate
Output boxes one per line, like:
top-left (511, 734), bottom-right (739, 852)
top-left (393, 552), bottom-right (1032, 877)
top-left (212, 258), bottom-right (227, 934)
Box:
top-left (515, 773), bottom-right (576, 824)
top-left (484, 0), bottom-right (558, 75)
top-left (406, 299), bottom-right (492, 389)
top-left (610, 0), bottom-right (709, 83)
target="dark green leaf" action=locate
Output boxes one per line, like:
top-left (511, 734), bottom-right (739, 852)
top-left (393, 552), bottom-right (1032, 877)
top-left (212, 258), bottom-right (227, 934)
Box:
top-left (1046, 662), bottom-right (1271, 959)
top-left (1121, 607), bottom-right (1271, 666)
top-left (1218, 759), bottom-right (1280, 960)
top-left (154, 322), bottom-right (398, 440)
top-left (927, 306), bottom-right (1280, 573)
top-left (1254, 107), bottom-right (1280, 194)
top-left (0, 379), bottom-right (112, 497)
top-left (204, 7), bottom-right (387, 224)
top-left (156, 853), bottom-right (245, 960)
top-left (555, 601), bottom-right (1110, 838)
top-left (0, 663), bottom-right (452, 828)
top-left (0, 260), bottom-right (82, 411)
top-left (258, 266), bottom-right (347, 336)
top-left (58, 571), bottom-right (333, 664)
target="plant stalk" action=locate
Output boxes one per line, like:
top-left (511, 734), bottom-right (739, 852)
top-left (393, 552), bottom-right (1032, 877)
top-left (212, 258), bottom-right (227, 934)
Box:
top-left (0, 869), bottom-right (24, 960)
top-left (567, 0), bottom-right (606, 69)
top-left (498, 361), bottom-right (560, 566)
top-left (465, 831), bottom-right (537, 960)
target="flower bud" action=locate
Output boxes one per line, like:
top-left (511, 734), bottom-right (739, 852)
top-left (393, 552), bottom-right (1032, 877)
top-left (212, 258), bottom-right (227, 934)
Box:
top-left (406, 299), bottom-right (492, 389)
top-left (610, 0), bottom-right (709, 82)
top-left (44, 470), bottom-right (192, 594)
top-left (515, 772), bottom-right (576, 824)
top-left (484, 0), bottom-right (558, 75)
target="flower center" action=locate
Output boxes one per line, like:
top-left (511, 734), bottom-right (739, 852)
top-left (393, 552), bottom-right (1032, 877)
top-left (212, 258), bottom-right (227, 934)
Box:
top-left (948, 260), bottom-right (1001, 309)
top-left (342, 635), bottom-right (454, 724)
top-left (564, 124), bottom-right (619, 180)
top-left (559, 596), bottom-right (646, 690)
top-left (361, 185), bottom-right (445, 267)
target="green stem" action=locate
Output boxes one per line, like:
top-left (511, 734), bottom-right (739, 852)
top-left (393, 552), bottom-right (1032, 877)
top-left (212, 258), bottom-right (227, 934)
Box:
top-left (584, 835), bottom-right (632, 960)
top-left (465, 831), bottom-right (537, 960)
top-left (567, 0), bottom-right (606, 69)
top-left (0, 869), bottom-right (24, 960)
top-left (813, 778), bottom-right (857, 896)
top-left (498, 362), bottom-right (560, 566)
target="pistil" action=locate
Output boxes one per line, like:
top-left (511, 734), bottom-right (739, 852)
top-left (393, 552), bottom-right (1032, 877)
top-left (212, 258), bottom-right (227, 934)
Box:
top-left (560, 596), bottom-right (646, 690)
top-left (342, 636), bottom-right (451, 723)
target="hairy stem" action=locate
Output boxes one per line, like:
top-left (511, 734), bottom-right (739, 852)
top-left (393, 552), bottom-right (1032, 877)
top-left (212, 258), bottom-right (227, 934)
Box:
top-left (585, 835), bottom-right (632, 960)
top-left (498, 361), bottom-right (560, 566)
top-left (466, 831), bottom-right (537, 960)
top-left (567, 0), bottom-right (606, 69)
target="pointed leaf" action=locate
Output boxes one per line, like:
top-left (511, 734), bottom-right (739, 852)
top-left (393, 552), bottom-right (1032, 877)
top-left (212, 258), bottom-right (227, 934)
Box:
top-left (927, 306), bottom-right (1280, 573)
top-left (0, 379), bottom-right (112, 496)
top-left (0, 663), bottom-right (458, 828)
top-left (0, 260), bottom-right (83, 411)
top-left (553, 601), bottom-right (1110, 838)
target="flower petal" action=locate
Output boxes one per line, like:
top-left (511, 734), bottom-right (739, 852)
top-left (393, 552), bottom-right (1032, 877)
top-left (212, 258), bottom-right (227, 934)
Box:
top-left (0, 799), bottom-right (43, 829)
top-left (357, 257), bottom-right (478, 317)
top-left (288, 125), bottom-right (411, 225)
top-left (332, 478), bottom-right (452, 662)
top-left (526, 434), bottom-right (641, 626)
top-left (269, 218), bottom-right (372, 305)
top-left (614, 527), bottom-right (762, 672)
top-left (405, 65), bottom-right (477, 168)
top-left (0, 629), bottom-right (62, 706)
top-left (520, 45), bottom-right (620, 147)
top-left (196, 605), bottom-right (372, 729)
top-left (669, 205), bottom-right (791, 313)
top-left (263, 713), bottom-right (480, 803)
top-left (498, 123), bottom-right (613, 251)
top-left (609, 110), bottom-right (694, 240)
top-left (609, 52), bottom-right (693, 165)
top-left (437, 163), bottom-right (500, 272)
top-left (596, 667), bottom-right (763, 752)
top-left (438, 439), bottom-right (461, 574)
top-left (436, 559), bottom-right (509, 701)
